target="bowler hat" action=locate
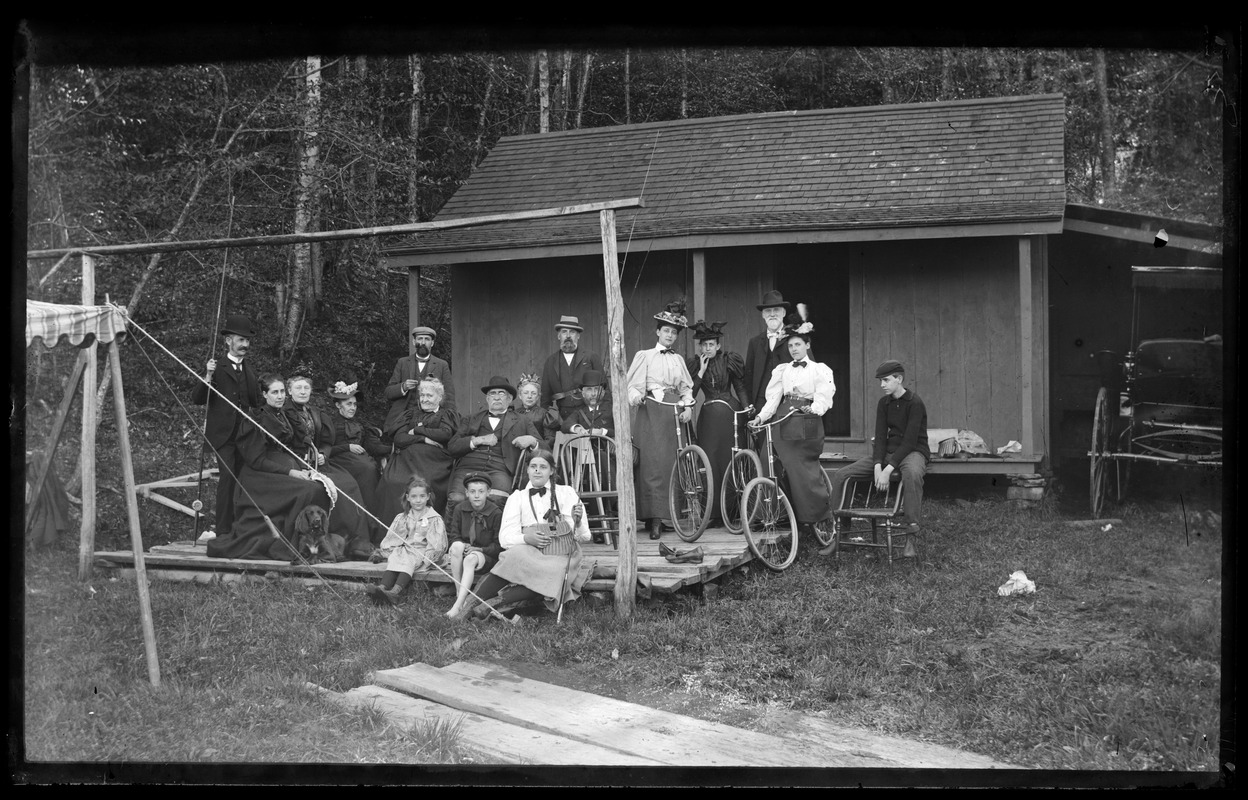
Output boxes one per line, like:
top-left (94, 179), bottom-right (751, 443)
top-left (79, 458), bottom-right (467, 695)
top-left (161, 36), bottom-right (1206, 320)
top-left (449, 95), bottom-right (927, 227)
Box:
top-left (554, 315), bottom-right (585, 333)
top-left (580, 369), bottom-right (606, 388)
top-left (756, 290), bottom-right (791, 311)
top-left (875, 359), bottom-right (905, 380)
top-left (480, 375), bottom-right (518, 398)
top-left (220, 314), bottom-right (256, 338)
top-left (411, 325), bottom-right (437, 338)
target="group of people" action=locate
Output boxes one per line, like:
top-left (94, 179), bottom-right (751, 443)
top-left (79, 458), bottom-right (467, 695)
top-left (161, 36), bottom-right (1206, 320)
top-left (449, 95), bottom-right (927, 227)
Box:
top-left (191, 289), bottom-right (931, 620)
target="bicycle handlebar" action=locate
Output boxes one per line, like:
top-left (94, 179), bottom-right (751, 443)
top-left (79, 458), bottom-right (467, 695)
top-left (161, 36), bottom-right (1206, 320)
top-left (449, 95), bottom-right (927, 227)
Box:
top-left (747, 408), bottom-right (801, 430)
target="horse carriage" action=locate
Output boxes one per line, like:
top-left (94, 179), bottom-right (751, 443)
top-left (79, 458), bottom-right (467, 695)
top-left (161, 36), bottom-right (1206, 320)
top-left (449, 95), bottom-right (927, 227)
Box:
top-left (1088, 266), bottom-right (1223, 517)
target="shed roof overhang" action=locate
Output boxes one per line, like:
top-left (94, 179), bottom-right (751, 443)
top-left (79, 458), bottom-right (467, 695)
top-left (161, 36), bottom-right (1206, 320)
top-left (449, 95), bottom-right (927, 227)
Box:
top-left (1062, 202), bottom-right (1222, 254)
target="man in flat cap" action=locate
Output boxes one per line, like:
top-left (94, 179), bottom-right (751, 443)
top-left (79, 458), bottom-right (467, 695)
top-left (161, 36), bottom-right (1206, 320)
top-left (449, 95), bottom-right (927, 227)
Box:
top-left (541, 314), bottom-right (608, 421)
top-left (191, 313), bottom-right (261, 537)
top-left (384, 324), bottom-right (456, 436)
top-left (822, 359), bottom-right (929, 555)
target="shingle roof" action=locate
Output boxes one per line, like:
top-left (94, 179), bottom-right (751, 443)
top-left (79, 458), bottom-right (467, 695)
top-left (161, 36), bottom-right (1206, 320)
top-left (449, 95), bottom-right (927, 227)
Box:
top-left (389, 94), bottom-right (1066, 259)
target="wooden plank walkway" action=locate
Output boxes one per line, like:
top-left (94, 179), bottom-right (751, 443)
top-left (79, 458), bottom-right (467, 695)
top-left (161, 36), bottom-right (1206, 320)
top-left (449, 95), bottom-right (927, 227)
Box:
top-left (93, 526), bottom-right (758, 597)
top-left (311, 659), bottom-right (1015, 769)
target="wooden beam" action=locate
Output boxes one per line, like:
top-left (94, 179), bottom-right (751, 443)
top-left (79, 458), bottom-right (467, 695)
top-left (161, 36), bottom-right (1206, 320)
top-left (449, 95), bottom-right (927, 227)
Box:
top-left (25, 349), bottom-right (88, 532)
top-left (108, 342), bottom-right (161, 687)
top-left (1018, 238), bottom-right (1035, 457)
top-left (27, 197), bottom-right (645, 259)
top-left (136, 486), bottom-right (199, 517)
top-left (408, 266), bottom-right (421, 356)
top-left (601, 209), bottom-right (637, 619)
top-left (78, 254), bottom-right (97, 582)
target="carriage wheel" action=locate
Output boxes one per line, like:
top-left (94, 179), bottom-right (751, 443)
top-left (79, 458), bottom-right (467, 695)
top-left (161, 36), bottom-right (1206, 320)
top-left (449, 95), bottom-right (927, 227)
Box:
top-left (720, 449), bottom-right (762, 535)
top-left (741, 477), bottom-right (799, 571)
top-left (671, 444), bottom-right (714, 542)
top-left (1089, 386), bottom-right (1113, 518)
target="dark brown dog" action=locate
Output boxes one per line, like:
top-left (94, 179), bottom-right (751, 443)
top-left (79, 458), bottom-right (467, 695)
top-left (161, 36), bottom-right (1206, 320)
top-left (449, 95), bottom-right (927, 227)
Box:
top-left (290, 504), bottom-right (346, 565)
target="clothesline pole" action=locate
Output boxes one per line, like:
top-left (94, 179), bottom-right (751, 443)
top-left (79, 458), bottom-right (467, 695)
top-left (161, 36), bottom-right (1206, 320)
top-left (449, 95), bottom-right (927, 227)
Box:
top-left (78, 253), bottom-right (98, 581)
top-left (108, 340), bottom-right (162, 687)
top-left (601, 209), bottom-right (637, 619)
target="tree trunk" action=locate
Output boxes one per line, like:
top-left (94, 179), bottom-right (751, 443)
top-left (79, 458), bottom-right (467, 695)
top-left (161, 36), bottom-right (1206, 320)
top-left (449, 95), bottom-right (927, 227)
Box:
top-left (474, 60), bottom-right (495, 162)
top-left (282, 55), bottom-right (321, 362)
top-left (940, 48), bottom-right (954, 99)
top-left (624, 49), bottom-right (631, 125)
top-left (559, 50), bottom-right (572, 131)
top-left (1093, 48), bottom-right (1116, 200)
top-left (539, 50), bottom-right (550, 134)
top-left (680, 49), bottom-right (689, 118)
top-left (575, 52), bottom-right (593, 129)
top-left (521, 52), bottom-right (537, 135)
top-left (408, 54), bottom-right (424, 222)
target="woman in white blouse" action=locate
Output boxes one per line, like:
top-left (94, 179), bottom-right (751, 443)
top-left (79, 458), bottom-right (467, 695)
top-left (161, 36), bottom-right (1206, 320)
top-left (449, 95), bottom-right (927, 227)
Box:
top-left (752, 314), bottom-right (837, 537)
top-left (460, 449), bottom-right (592, 620)
top-left (626, 299), bottom-right (696, 540)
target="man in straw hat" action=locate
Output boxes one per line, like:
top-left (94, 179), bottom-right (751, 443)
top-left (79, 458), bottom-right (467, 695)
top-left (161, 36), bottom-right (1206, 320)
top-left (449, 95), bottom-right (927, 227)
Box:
top-left (743, 290), bottom-right (793, 417)
top-left (446, 375), bottom-right (541, 507)
top-left (541, 314), bottom-right (608, 420)
top-left (626, 299), bottom-right (695, 540)
top-left (820, 359), bottom-right (929, 555)
top-left (191, 313), bottom-right (261, 537)
top-left (383, 324), bottom-right (455, 436)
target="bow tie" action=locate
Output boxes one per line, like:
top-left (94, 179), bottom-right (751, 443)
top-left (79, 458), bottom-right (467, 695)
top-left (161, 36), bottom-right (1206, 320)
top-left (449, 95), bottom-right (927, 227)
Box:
top-left (488, 412), bottom-right (504, 419)
top-left (792, 360), bottom-right (807, 368)
top-left (659, 348), bottom-right (674, 355)
top-left (529, 486), bottom-right (547, 497)
top-left (767, 331), bottom-right (783, 339)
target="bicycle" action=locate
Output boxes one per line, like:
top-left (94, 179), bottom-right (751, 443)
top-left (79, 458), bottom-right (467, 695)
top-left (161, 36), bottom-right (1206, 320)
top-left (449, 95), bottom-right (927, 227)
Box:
top-left (716, 402), bottom-right (759, 535)
top-left (741, 408), bottom-right (801, 570)
top-left (645, 396), bottom-right (714, 542)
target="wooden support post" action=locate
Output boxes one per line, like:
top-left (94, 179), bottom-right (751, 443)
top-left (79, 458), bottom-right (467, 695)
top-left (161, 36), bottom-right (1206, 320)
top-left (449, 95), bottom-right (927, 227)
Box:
top-left (409, 266), bottom-right (421, 355)
top-left (1018, 237), bottom-right (1034, 457)
top-left (78, 253), bottom-right (97, 581)
top-left (25, 349), bottom-right (88, 532)
top-left (691, 250), bottom-right (707, 328)
top-left (601, 209), bottom-right (637, 619)
top-left (108, 341), bottom-right (161, 687)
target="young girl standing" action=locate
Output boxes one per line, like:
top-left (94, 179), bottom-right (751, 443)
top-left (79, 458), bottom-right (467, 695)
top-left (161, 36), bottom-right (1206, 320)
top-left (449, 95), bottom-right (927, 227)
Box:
top-left (366, 476), bottom-right (448, 606)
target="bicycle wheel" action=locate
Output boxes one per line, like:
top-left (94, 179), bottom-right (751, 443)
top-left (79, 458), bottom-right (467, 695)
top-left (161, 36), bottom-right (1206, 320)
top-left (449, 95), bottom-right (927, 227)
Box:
top-left (670, 444), bottom-right (714, 542)
top-left (813, 468), bottom-right (836, 546)
top-left (741, 476), bottom-right (799, 571)
top-left (721, 449), bottom-right (762, 535)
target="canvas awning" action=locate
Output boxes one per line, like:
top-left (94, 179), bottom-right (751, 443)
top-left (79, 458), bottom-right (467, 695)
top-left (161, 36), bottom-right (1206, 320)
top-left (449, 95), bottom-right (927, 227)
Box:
top-left (26, 299), bottom-right (128, 349)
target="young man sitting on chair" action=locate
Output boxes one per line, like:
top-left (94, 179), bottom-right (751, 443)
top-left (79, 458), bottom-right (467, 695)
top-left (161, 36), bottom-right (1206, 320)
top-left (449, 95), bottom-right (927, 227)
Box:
top-left (821, 359), bottom-right (929, 556)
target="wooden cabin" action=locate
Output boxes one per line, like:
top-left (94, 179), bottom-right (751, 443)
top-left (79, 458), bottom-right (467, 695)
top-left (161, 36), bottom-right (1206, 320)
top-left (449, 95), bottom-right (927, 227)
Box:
top-left (382, 94), bottom-right (1072, 476)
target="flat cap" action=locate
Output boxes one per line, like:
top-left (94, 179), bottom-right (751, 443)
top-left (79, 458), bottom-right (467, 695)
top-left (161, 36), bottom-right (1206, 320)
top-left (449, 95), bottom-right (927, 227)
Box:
top-left (875, 359), bottom-right (905, 380)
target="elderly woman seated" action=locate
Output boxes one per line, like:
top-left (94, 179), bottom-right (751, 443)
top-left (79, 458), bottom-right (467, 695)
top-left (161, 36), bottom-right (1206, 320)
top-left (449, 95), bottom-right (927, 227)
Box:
top-left (379, 377), bottom-right (458, 519)
top-left (208, 373), bottom-right (341, 560)
top-left (451, 449), bottom-right (592, 621)
top-left (319, 374), bottom-right (391, 543)
top-left (513, 373), bottom-right (561, 452)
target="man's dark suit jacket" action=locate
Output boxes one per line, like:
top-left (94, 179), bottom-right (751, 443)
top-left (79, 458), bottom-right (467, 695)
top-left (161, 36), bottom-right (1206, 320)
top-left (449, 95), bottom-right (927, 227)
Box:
top-left (743, 333), bottom-right (787, 413)
top-left (383, 353), bottom-right (455, 435)
top-left (540, 349), bottom-right (607, 415)
top-left (191, 358), bottom-right (260, 448)
top-left (447, 409), bottom-right (541, 471)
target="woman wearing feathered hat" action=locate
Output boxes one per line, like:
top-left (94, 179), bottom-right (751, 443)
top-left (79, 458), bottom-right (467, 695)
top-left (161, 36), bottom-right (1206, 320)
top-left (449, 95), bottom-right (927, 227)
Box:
top-left (750, 303), bottom-right (837, 538)
top-left (625, 299), bottom-right (696, 539)
top-left (687, 320), bottom-right (750, 526)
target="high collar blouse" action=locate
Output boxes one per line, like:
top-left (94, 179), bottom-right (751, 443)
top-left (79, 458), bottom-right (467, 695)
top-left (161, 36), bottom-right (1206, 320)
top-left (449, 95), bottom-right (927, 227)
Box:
top-left (625, 345), bottom-right (694, 406)
top-left (756, 358), bottom-right (837, 421)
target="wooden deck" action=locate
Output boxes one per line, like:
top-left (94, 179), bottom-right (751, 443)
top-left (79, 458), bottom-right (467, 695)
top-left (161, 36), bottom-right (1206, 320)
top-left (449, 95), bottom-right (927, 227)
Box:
top-left (93, 526), bottom-right (759, 597)
top-left (311, 659), bottom-right (1015, 769)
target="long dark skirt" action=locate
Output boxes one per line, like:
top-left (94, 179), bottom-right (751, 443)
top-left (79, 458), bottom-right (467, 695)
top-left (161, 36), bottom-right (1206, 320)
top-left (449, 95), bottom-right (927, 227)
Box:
top-left (379, 442), bottom-right (454, 521)
top-left (326, 452), bottom-right (384, 538)
top-left (633, 392), bottom-right (680, 521)
top-left (208, 467), bottom-right (334, 560)
top-left (695, 398), bottom-right (742, 522)
top-left (771, 402), bottom-right (832, 524)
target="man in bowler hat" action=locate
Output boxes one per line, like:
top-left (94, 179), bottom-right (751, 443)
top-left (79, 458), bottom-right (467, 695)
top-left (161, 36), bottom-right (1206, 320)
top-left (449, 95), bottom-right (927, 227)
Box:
top-left (191, 313), bottom-right (261, 536)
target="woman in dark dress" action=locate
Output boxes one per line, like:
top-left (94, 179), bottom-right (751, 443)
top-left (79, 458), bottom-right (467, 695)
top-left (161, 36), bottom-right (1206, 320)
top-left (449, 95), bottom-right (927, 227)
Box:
top-left (285, 374), bottom-right (373, 552)
top-left (321, 375), bottom-right (391, 544)
top-left (379, 376), bottom-right (458, 518)
top-left (686, 321), bottom-right (751, 525)
top-left (513, 373), bottom-right (561, 453)
top-left (207, 373), bottom-right (336, 560)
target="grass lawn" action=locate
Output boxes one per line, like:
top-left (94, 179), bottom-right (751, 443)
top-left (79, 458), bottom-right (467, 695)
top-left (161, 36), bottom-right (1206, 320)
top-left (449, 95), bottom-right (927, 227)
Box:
top-left (16, 418), bottom-right (1227, 785)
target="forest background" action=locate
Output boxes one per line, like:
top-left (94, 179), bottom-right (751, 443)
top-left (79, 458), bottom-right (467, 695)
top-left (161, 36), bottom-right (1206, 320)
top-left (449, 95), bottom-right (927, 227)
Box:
top-left (17, 24), bottom-right (1232, 490)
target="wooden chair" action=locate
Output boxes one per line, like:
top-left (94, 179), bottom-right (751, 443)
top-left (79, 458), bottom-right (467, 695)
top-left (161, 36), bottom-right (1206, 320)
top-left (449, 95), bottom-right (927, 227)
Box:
top-left (558, 433), bottom-right (623, 549)
top-left (830, 474), bottom-right (917, 565)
